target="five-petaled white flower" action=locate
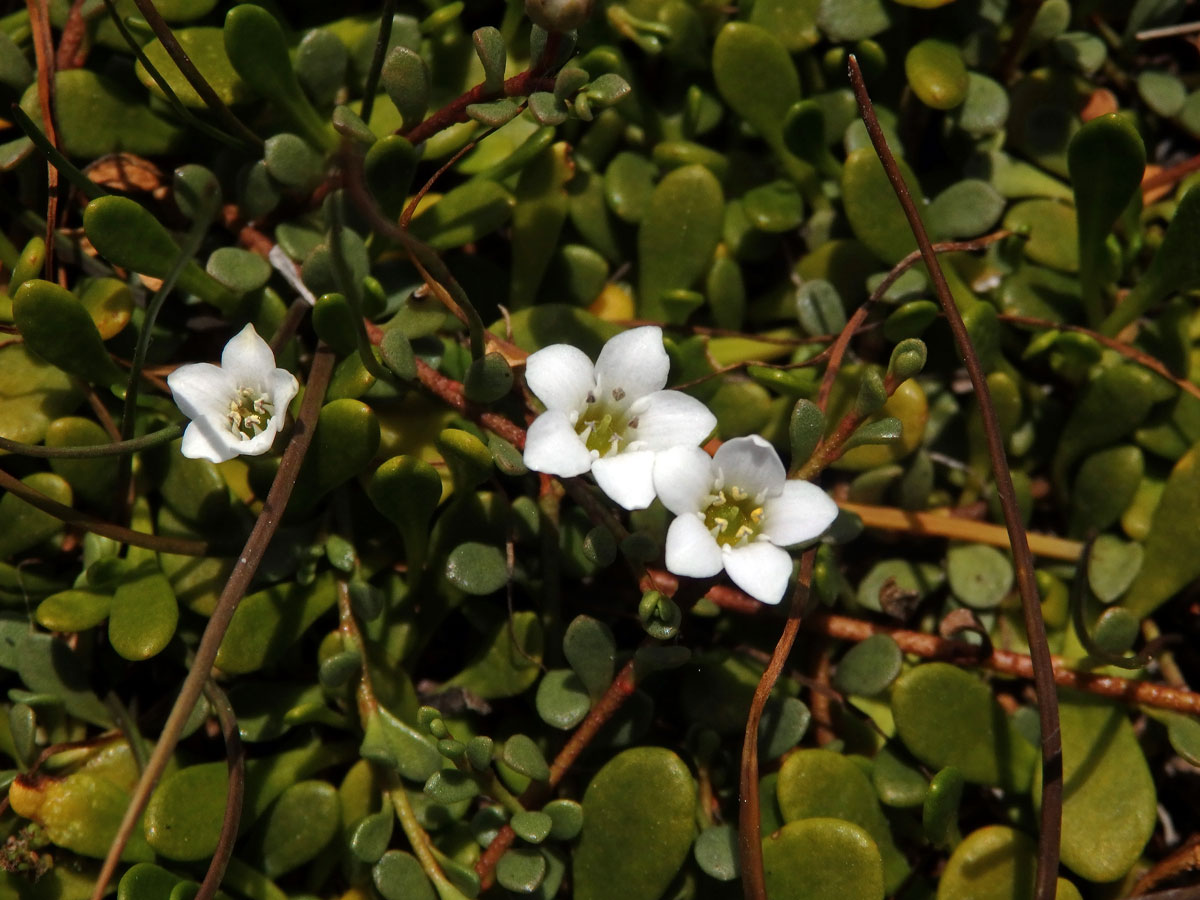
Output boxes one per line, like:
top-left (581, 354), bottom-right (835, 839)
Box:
top-left (167, 324), bottom-right (299, 464)
top-left (523, 326), bottom-right (717, 510)
top-left (654, 436), bottom-right (839, 604)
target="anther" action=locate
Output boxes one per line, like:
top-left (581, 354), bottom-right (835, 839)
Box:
top-left (612, 387), bottom-right (625, 401)
top-left (627, 416), bottom-right (639, 429)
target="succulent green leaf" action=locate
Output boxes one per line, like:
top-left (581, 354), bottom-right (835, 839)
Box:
top-left (832, 634), bottom-right (902, 696)
top-left (224, 3), bottom-right (334, 149)
top-left (446, 611), bottom-right (543, 699)
top-left (83, 196), bottom-right (236, 312)
top-left (13, 280), bottom-right (125, 386)
top-left (574, 747), bottom-right (697, 900)
top-left (904, 39), bottom-right (968, 110)
top-left (1033, 692), bottom-right (1156, 881)
top-left (712, 23), bottom-right (800, 155)
top-left (892, 663), bottom-right (1036, 791)
top-left (776, 749), bottom-right (908, 892)
top-left (637, 164), bottom-right (723, 321)
top-left (1068, 114), bottom-right (1145, 325)
top-left (762, 818), bottom-right (884, 900)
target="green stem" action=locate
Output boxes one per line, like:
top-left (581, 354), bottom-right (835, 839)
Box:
top-left (359, 0), bottom-right (398, 124)
top-left (10, 105), bottom-right (105, 201)
top-left (388, 780), bottom-right (473, 900)
top-left (0, 424), bottom-right (181, 458)
top-left (99, 0), bottom-right (249, 148)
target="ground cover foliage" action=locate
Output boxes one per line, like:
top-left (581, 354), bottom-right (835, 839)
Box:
top-left (1, 0), bottom-right (1200, 898)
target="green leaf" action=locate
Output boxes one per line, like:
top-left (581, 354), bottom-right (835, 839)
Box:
top-left (637, 165), bottom-right (724, 321)
top-left (841, 148), bottom-right (924, 264)
top-left (0, 472), bottom-right (73, 560)
top-left (712, 23), bottom-right (800, 156)
top-left (109, 568), bottom-right (178, 661)
top-left (408, 179), bottom-right (516, 250)
top-left (446, 611), bottom-right (543, 699)
top-left (1068, 114), bottom-right (1145, 326)
top-left (445, 542), bottom-right (508, 595)
top-left (1102, 185), bottom-right (1200, 335)
top-left (892, 663), bottom-right (1036, 791)
top-left (83, 196), bottom-right (236, 312)
top-left (946, 544), bottom-right (1014, 610)
top-left (536, 669), bottom-right (592, 730)
top-left (694, 824), bottom-right (739, 881)
top-left (224, 3), bottom-right (333, 149)
top-left (288, 399), bottom-right (381, 516)
top-left (1003, 198), bottom-right (1078, 272)
top-left (832, 634), bottom-right (901, 696)
top-left (381, 46), bottom-right (430, 129)
top-left (563, 615), bottom-right (616, 699)
top-left (574, 747), bottom-right (697, 900)
top-left (136, 27), bottom-right (248, 108)
top-left (1034, 692), bottom-right (1155, 882)
top-left (13, 280), bottom-right (124, 386)
top-left (20, 70), bottom-right (184, 158)
top-left (762, 819), bottom-right (884, 900)
top-left (776, 749), bottom-right (908, 892)
top-left (215, 573), bottom-right (338, 674)
top-left (374, 850), bottom-right (437, 900)
top-left (904, 39), bottom-right (968, 110)
top-left (244, 780), bottom-right (340, 877)
top-left (1086, 534), bottom-right (1143, 603)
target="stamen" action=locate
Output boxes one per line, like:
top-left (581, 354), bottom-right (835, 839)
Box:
top-left (712, 516), bottom-right (730, 532)
top-left (228, 386), bottom-right (274, 440)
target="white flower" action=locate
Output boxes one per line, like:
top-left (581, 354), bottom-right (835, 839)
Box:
top-left (654, 436), bottom-right (839, 604)
top-left (167, 324), bottom-right (299, 464)
top-left (522, 326), bottom-right (717, 510)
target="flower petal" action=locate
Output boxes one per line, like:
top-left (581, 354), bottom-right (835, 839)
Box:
top-left (523, 410), bottom-right (594, 477)
top-left (179, 420), bottom-right (239, 464)
top-left (665, 514), bottom-right (724, 578)
top-left (763, 480), bottom-right (839, 547)
top-left (723, 542), bottom-right (794, 604)
top-left (220, 324), bottom-right (277, 389)
top-left (168, 362), bottom-right (237, 422)
top-left (593, 326), bottom-right (669, 401)
top-left (653, 446), bottom-right (715, 516)
top-left (630, 390), bottom-right (717, 451)
top-left (525, 343), bottom-right (595, 412)
top-left (592, 449), bottom-right (657, 510)
top-left (269, 367), bottom-right (300, 412)
top-left (713, 435), bottom-right (786, 498)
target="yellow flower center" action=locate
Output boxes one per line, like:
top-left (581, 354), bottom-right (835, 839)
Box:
top-left (702, 486), bottom-right (764, 547)
top-left (228, 387), bottom-right (274, 440)
top-left (575, 388), bottom-right (641, 456)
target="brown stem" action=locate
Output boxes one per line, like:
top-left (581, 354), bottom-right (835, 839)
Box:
top-left (476, 658), bottom-right (640, 885)
top-left (847, 56), bottom-right (1062, 900)
top-left (1000, 313), bottom-right (1200, 402)
top-left (87, 343), bottom-right (335, 900)
top-left (799, 230), bottom-right (1013, 478)
top-left (807, 610), bottom-right (1200, 715)
top-left (414, 359), bottom-right (528, 449)
top-left (401, 34), bottom-right (563, 145)
top-left (25, 0), bottom-right (58, 280)
top-left (195, 680), bottom-right (245, 900)
top-left (738, 551), bottom-right (815, 900)
top-left (0, 465), bottom-right (213, 556)
top-left (129, 0), bottom-right (262, 147)
top-left (1142, 154), bottom-right (1200, 197)
top-left (996, 0), bottom-right (1045, 83)
top-left (55, 0), bottom-right (91, 69)
top-left (1130, 835), bottom-right (1200, 896)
